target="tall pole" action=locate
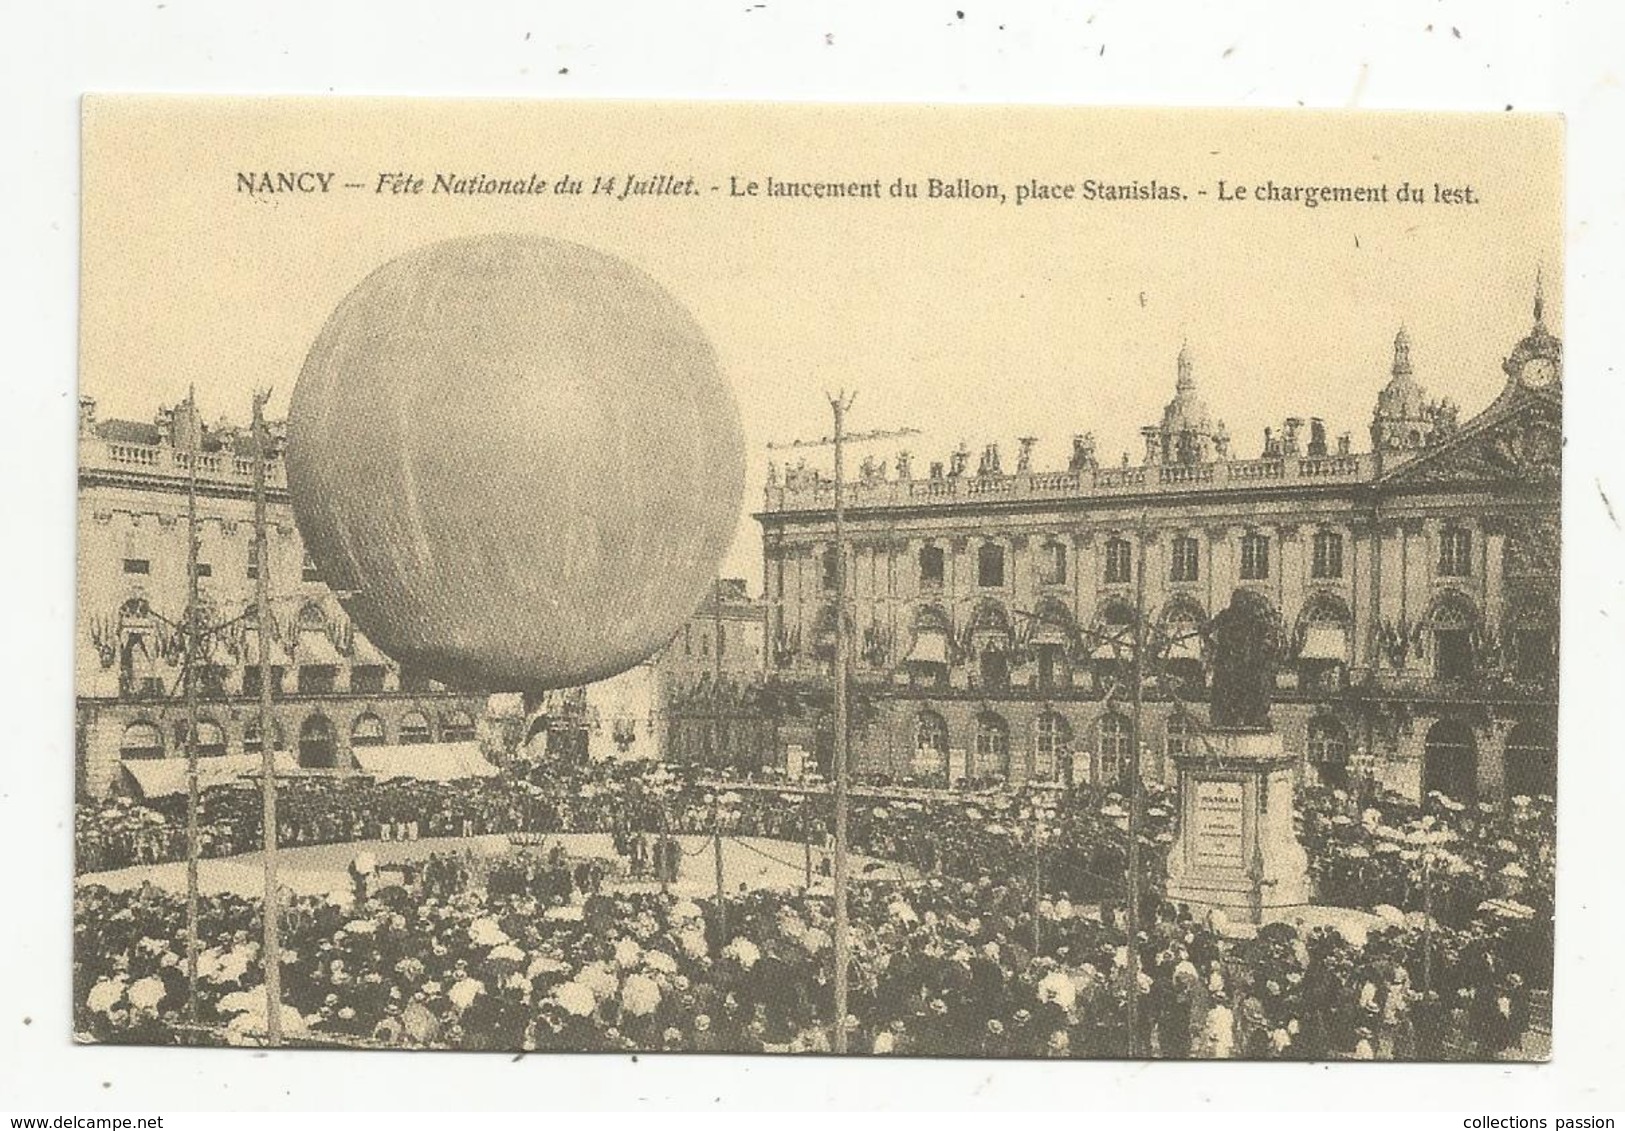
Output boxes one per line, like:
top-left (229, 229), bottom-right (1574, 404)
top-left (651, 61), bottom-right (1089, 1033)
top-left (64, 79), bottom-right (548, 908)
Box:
top-left (764, 398), bottom-right (916, 1054)
top-left (803, 789), bottom-right (813, 892)
top-left (183, 387), bottom-right (202, 1025)
top-left (711, 578), bottom-right (727, 940)
top-left (713, 576), bottom-right (725, 773)
top-left (1032, 812), bottom-right (1043, 955)
top-left (712, 791), bottom-right (727, 942)
top-left (658, 793), bottom-right (671, 896)
top-left (254, 391), bottom-right (282, 1046)
top-left (830, 392), bottom-right (851, 1054)
top-left (1125, 517), bottom-right (1148, 1057)
top-left (1422, 846), bottom-right (1435, 999)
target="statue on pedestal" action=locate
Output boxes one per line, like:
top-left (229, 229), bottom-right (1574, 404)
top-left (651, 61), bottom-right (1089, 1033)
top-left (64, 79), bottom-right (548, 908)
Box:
top-left (1203, 588), bottom-right (1282, 731)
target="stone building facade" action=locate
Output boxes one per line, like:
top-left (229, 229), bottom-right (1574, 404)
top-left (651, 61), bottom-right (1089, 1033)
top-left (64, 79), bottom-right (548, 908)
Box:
top-left (75, 397), bottom-right (489, 797)
top-left (656, 579), bottom-right (772, 773)
top-left (755, 294), bottom-right (1561, 804)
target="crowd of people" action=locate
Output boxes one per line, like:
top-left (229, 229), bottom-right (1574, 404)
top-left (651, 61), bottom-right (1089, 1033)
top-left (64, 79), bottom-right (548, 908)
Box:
top-left (74, 845), bottom-right (1537, 1058)
top-left (72, 755), bottom-right (1552, 1058)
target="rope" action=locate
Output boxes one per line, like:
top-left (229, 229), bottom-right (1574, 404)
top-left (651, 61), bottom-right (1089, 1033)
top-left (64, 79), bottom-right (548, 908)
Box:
top-left (724, 834), bottom-right (812, 874)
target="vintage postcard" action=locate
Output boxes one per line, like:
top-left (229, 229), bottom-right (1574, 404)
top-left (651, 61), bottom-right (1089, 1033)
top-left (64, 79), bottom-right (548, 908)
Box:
top-left (75, 98), bottom-right (1561, 1059)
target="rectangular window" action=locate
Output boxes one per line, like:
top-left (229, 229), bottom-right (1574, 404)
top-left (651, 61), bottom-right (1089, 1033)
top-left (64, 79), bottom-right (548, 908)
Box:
top-left (820, 547), bottom-right (839, 592)
top-left (1438, 528), bottom-right (1473, 577)
top-left (1104, 539), bottom-right (1132, 584)
top-left (919, 545), bottom-right (945, 588)
top-left (1515, 629), bottom-right (1554, 682)
top-left (243, 665), bottom-right (285, 698)
top-left (122, 558), bottom-right (150, 575)
top-left (349, 665), bottom-right (386, 694)
top-left (1038, 541), bottom-right (1068, 587)
top-left (297, 665), bottom-right (337, 695)
top-left (1312, 531), bottom-right (1344, 579)
top-left (1434, 629), bottom-right (1474, 681)
top-left (1170, 536), bottom-right (1200, 583)
top-left (1240, 533), bottom-right (1271, 580)
top-left (978, 543), bottom-right (1005, 588)
top-left (193, 562), bottom-right (212, 579)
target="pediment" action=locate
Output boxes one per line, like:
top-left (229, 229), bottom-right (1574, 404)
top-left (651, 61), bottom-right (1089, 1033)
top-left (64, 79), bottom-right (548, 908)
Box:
top-left (1380, 391), bottom-right (1562, 487)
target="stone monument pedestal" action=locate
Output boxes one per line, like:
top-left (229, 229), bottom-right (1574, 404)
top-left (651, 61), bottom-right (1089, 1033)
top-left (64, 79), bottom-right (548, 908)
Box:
top-left (1163, 729), bottom-right (1311, 923)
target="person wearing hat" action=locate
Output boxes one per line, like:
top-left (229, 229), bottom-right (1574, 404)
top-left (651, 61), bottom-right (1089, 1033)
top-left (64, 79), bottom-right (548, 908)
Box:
top-left (690, 1013), bottom-right (720, 1054)
top-left (981, 1017), bottom-right (1011, 1058)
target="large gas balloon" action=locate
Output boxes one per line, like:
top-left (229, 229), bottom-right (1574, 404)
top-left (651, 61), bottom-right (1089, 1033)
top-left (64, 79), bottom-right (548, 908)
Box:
top-left (286, 234), bottom-right (746, 692)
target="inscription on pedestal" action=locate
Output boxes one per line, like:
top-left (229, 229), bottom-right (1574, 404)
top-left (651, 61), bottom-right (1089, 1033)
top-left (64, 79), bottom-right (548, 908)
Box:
top-left (1191, 779), bottom-right (1246, 869)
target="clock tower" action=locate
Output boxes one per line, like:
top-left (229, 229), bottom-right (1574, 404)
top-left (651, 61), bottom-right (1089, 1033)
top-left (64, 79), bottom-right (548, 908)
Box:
top-left (1501, 272), bottom-right (1563, 396)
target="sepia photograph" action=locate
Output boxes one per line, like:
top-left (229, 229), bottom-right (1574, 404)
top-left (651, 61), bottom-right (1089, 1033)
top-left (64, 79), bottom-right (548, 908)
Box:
top-left (66, 98), bottom-right (1567, 1065)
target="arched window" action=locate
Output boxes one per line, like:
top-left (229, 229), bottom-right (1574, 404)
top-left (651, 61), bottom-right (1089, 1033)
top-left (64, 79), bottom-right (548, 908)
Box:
top-left (1092, 601), bottom-right (1137, 659)
top-left (1030, 598), bottom-right (1075, 691)
top-left (298, 713), bottom-right (336, 769)
top-left (399, 711), bottom-right (432, 745)
top-left (977, 542), bottom-right (1006, 588)
top-left (243, 718), bottom-right (284, 754)
top-left (974, 713), bottom-right (1010, 781)
top-left (1240, 532), bottom-right (1271, 580)
top-left (1033, 711), bottom-right (1071, 781)
top-left (195, 719), bottom-right (226, 757)
top-left (1104, 538), bottom-right (1133, 584)
top-left (351, 712), bottom-right (386, 747)
top-left (1431, 596), bottom-right (1477, 682)
top-left (1503, 722), bottom-right (1556, 801)
top-left (174, 719), bottom-right (225, 756)
top-left (970, 600), bottom-right (1012, 690)
top-left (119, 721), bottom-right (164, 760)
top-left (1161, 600), bottom-right (1205, 661)
top-left (913, 710), bottom-right (949, 779)
top-left (1307, 716), bottom-right (1350, 789)
top-left (442, 709), bottom-right (476, 742)
top-left (903, 605), bottom-right (951, 689)
top-left (1097, 714), bottom-right (1130, 786)
top-left (1424, 718), bottom-right (1478, 804)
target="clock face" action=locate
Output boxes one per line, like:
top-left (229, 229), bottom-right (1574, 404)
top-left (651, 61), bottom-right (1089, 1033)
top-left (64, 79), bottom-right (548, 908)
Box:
top-left (1521, 357), bottom-right (1558, 388)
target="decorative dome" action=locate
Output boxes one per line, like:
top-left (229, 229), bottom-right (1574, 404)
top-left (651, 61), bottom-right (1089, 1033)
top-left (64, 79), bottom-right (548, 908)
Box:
top-left (1161, 342), bottom-right (1213, 435)
top-left (1376, 326), bottom-right (1429, 420)
top-left (1502, 272), bottom-right (1563, 380)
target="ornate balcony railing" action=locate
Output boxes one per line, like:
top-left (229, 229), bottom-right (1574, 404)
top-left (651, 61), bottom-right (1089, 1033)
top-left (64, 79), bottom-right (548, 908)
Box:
top-left (763, 452), bottom-right (1370, 513)
top-left (81, 435), bottom-right (288, 491)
